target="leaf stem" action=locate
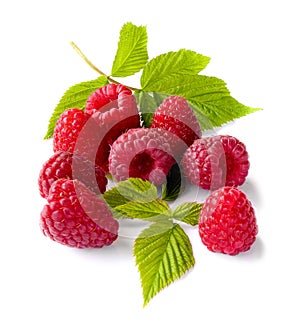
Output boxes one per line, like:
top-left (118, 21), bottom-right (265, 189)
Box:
top-left (70, 41), bottom-right (140, 91)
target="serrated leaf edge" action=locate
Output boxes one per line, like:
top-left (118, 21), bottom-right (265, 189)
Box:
top-left (111, 22), bottom-right (148, 77)
top-left (172, 202), bottom-right (202, 226)
top-left (44, 77), bottom-right (108, 139)
top-left (134, 223), bottom-right (195, 306)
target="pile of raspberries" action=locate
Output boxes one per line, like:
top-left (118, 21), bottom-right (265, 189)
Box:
top-left (38, 83), bottom-right (258, 255)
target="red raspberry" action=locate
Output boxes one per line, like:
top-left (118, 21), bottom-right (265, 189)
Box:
top-left (40, 179), bottom-right (118, 248)
top-left (182, 135), bottom-right (250, 190)
top-left (108, 128), bottom-right (176, 186)
top-left (85, 84), bottom-right (141, 172)
top-left (150, 96), bottom-right (201, 152)
top-left (199, 186), bottom-right (258, 255)
top-left (85, 83), bottom-right (132, 115)
top-left (38, 151), bottom-right (107, 198)
top-left (53, 108), bottom-right (90, 153)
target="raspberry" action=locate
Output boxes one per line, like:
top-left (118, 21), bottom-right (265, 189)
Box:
top-left (108, 128), bottom-right (176, 186)
top-left (150, 96), bottom-right (201, 152)
top-left (199, 186), bottom-right (258, 255)
top-left (85, 83), bottom-right (132, 115)
top-left (53, 108), bottom-right (90, 153)
top-left (38, 151), bottom-right (107, 198)
top-left (85, 84), bottom-right (141, 172)
top-left (182, 135), bottom-right (250, 190)
top-left (40, 179), bottom-right (118, 248)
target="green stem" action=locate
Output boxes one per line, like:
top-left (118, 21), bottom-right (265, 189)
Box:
top-left (70, 41), bottom-right (140, 91)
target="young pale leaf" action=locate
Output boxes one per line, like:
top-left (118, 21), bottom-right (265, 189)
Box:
top-left (111, 22), bottom-right (148, 77)
top-left (44, 76), bottom-right (108, 139)
top-left (141, 49), bottom-right (210, 90)
top-left (115, 199), bottom-right (172, 221)
top-left (172, 202), bottom-right (202, 226)
top-left (161, 163), bottom-right (183, 201)
top-left (134, 221), bottom-right (195, 306)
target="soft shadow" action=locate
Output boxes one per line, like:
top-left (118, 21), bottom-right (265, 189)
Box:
top-left (236, 236), bottom-right (265, 260)
top-left (70, 236), bottom-right (134, 260)
top-left (241, 178), bottom-right (262, 208)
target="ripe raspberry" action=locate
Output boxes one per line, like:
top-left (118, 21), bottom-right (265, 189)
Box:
top-left (85, 84), bottom-right (141, 172)
top-left (85, 83), bottom-right (132, 115)
top-left (182, 135), bottom-right (250, 190)
top-left (108, 128), bottom-right (176, 186)
top-left (38, 151), bottom-right (107, 198)
top-left (53, 108), bottom-right (91, 153)
top-left (40, 179), bottom-right (118, 248)
top-left (150, 96), bottom-right (201, 152)
top-left (199, 186), bottom-right (258, 255)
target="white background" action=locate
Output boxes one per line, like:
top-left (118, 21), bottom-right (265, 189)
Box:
top-left (1, 0), bottom-right (299, 328)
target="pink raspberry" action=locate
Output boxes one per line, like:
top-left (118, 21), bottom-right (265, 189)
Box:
top-left (199, 186), bottom-right (258, 255)
top-left (182, 135), bottom-right (250, 190)
top-left (85, 83), bottom-right (141, 172)
top-left (38, 151), bottom-right (107, 198)
top-left (40, 179), bottom-right (118, 248)
top-left (108, 128), bottom-right (176, 186)
top-left (151, 96), bottom-right (201, 153)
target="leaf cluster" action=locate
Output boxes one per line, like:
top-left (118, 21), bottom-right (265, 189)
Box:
top-left (102, 178), bottom-right (202, 306)
top-left (44, 22), bottom-right (260, 138)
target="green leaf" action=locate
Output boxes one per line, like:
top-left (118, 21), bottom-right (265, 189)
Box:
top-left (161, 163), bottom-right (183, 201)
top-left (143, 73), bottom-right (229, 97)
top-left (134, 221), bottom-right (195, 306)
top-left (135, 91), bottom-right (169, 127)
top-left (111, 22), bottom-right (148, 77)
top-left (44, 76), bottom-right (108, 139)
top-left (189, 103), bottom-right (216, 130)
top-left (115, 178), bottom-right (158, 202)
top-left (141, 49), bottom-right (210, 89)
top-left (142, 74), bottom-right (261, 129)
top-left (135, 91), bottom-right (156, 127)
top-left (115, 199), bottom-right (172, 221)
top-left (102, 188), bottom-right (125, 208)
top-left (102, 178), bottom-right (158, 218)
top-left (153, 92), bottom-right (168, 106)
top-left (190, 94), bottom-right (261, 128)
top-left (172, 202), bottom-right (202, 226)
